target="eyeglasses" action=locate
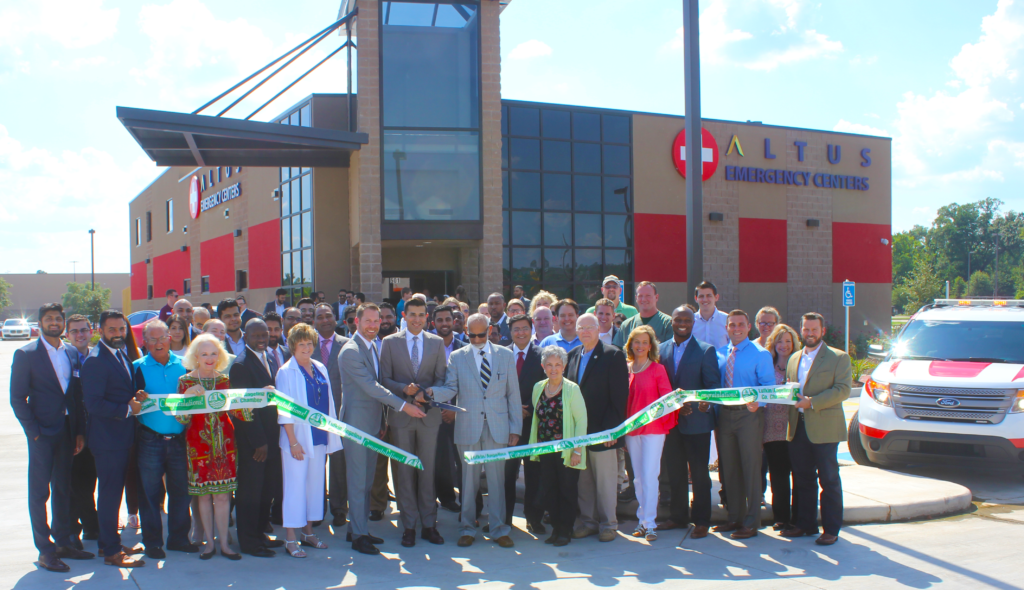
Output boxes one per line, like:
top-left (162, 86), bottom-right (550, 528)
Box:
top-left (467, 332), bottom-right (488, 339)
top-left (67, 329), bottom-right (91, 335)
top-left (145, 335), bottom-right (170, 344)
top-left (511, 326), bottom-right (532, 334)
top-left (758, 321), bottom-right (777, 327)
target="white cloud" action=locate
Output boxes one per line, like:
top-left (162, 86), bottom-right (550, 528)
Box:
top-left (950, 0), bottom-right (1024, 88)
top-left (507, 39), bottom-right (552, 60)
top-left (833, 119), bottom-right (889, 137)
top-left (0, 0), bottom-right (119, 50)
top-left (849, 55), bottom-right (878, 66)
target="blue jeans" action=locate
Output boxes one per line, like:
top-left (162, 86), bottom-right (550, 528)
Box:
top-left (136, 427), bottom-right (191, 549)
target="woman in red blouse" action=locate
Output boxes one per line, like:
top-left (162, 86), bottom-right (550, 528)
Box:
top-left (624, 325), bottom-right (676, 542)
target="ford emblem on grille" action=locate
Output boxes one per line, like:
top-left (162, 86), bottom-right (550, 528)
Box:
top-left (935, 398), bottom-right (961, 408)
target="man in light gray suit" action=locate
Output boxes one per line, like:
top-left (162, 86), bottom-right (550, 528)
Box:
top-left (427, 313), bottom-right (522, 549)
top-left (339, 303), bottom-right (426, 556)
top-left (311, 303), bottom-right (350, 527)
top-left (380, 298), bottom-right (447, 547)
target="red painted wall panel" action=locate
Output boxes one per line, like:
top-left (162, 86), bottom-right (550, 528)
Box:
top-left (130, 262), bottom-right (147, 300)
top-left (738, 217), bottom-right (787, 283)
top-left (248, 220), bottom-right (282, 290)
top-left (152, 249), bottom-right (191, 298)
top-left (200, 233), bottom-right (236, 294)
top-left (833, 222), bottom-right (892, 283)
top-left (634, 213), bottom-right (686, 283)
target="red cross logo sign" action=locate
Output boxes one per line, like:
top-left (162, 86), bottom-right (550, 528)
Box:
top-left (672, 127), bottom-right (719, 181)
top-left (189, 175), bottom-right (201, 219)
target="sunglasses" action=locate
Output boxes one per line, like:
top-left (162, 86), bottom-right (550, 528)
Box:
top-left (467, 332), bottom-right (488, 339)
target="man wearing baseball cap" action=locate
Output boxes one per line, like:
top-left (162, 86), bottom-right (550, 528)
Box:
top-left (585, 276), bottom-right (638, 319)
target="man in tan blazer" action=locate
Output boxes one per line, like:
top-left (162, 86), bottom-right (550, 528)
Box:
top-left (781, 312), bottom-right (852, 546)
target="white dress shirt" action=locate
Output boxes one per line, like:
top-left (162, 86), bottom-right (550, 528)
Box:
top-left (797, 342), bottom-right (822, 412)
top-left (42, 338), bottom-right (71, 395)
top-left (471, 341), bottom-right (492, 376)
top-left (100, 340), bottom-right (133, 376)
top-left (226, 332), bottom-right (246, 356)
top-left (275, 302), bottom-right (287, 316)
top-left (405, 329), bottom-right (425, 361)
top-left (694, 307), bottom-right (729, 350)
top-left (598, 329), bottom-right (613, 345)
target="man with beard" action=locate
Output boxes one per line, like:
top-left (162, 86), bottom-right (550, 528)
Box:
top-left (64, 314), bottom-right (99, 548)
top-left (263, 311), bottom-right (289, 366)
top-left (296, 298), bottom-right (316, 325)
top-left (310, 304), bottom-right (350, 527)
top-left (377, 302), bottom-right (398, 340)
top-left (369, 301), bottom-right (399, 519)
top-left (133, 321), bottom-right (200, 559)
top-left (218, 298), bottom-right (246, 357)
top-left (81, 310), bottom-right (146, 567)
top-left (228, 320), bottom-right (285, 556)
top-left (781, 313), bottom-right (851, 546)
top-left (264, 288), bottom-right (289, 316)
top-left (282, 307), bottom-right (302, 338)
top-left (11, 303), bottom-right (93, 572)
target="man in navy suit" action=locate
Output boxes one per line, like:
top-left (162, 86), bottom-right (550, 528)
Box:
top-left (81, 310), bottom-right (147, 568)
top-left (11, 303), bottom-right (94, 572)
top-left (657, 305), bottom-right (721, 539)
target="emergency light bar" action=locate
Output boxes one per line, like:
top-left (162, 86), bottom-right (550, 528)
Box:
top-left (934, 299), bottom-right (1024, 307)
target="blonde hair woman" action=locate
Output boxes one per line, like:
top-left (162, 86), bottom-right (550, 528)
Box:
top-left (762, 323), bottom-right (802, 531)
top-left (178, 334), bottom-right (252, 560)
top-left (529, 346), bottom-right (588, 546)
top-left (623, 325), bottom-right (675, 542)
top-left (276, 323), bottom-right (343, 558)
top-left (527, 290), bottom-right (558, 317)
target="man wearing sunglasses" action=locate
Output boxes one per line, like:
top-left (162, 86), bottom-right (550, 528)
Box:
top-left (427, 314), bottom-right (522, 549)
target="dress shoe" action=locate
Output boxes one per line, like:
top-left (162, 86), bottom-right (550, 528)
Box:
top-left (402, 529), bottom-right (416, 547)
top-left (815, 533), bottom-right (839, 546)
top-left (731, 527), bottom-right (757, 540)
top-left (82, 530), bottom-right (100, 541)
top-left (104, 551), bottom-right (145, 567)
top-left (598, 530), bottom-right (617, 543)
top-left (712, 522), bottom-right (739, 533)
top-left (690, 525), bottom-right (709, 539)
top-left (122, 545), bottom-right (145, 556)
top-left (421, 527), bottom-right (444, 545)
top-left (780, 527), bottom-right (817, 539)
top-left (352, 536), bottom-right (381, 555)
top-left (772, 522), bottom-right (788, 531)
top-left (168, 542), bottom-right (202, 553)
top-left (333, 514), bottom-right (348, 527)
top-left (36, 553), bottom-right (70, 573)
top-left (346, 532), bottom-right (383, 544)
top-left (457, 535), bottom-right (475, 547)
top-left (495, 535), bottom-right (514, 548)
top-left (263, 537), bottom-right (285, 548)
top-left (545, 532), bottom-right (557, 544)
top-left (222, 550), bottom-right (242, 561)
top-left (527, 520), bottom-right (546, 535)
top-left (144, 547), bottom-right (166, 559)
top-left (71, 538), bottom-right (84, 551)
top-left (244, 547), bottom-right (276, 558)
top-left (369, 510), bottom-right (384, 521)
top-left (552, 536), bottom-right (570, 547)
top-left (56, 546), bottom-right (95, 560)
top-left (656, 519), bottom-right (684, 531)
top-left (572, 527), bottom-right (598, 539)
top-left (439, 500), bottom-right (461, 513)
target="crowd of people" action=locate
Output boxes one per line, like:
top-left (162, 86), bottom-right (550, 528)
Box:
top-left (11, 274), bottom-right (852, 573)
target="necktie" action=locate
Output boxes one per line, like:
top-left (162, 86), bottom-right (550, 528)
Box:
top-left (117, 350), bottom-right (132, 381)
top-left (273, 347), bottom-right (283, 367)
top-left (516, 351), bottom-right (524, 376)
top-left (411, 335), bottom-right (420, 376)
top-left (320, 338), bottom-right (331, 364)
top-left (371, 342), bottom-right (381, 382)
top-left (724, 347), bottom-right (737, 388)
top-left (260, 352), bottom-right (271, 377)
top-left (479, 349), bottom-right (491, 391)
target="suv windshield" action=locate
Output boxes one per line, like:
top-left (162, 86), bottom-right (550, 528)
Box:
top-left (4, 319), bottom-right (27, 326)
top-left (893, 319), bottom-right (1024, 364)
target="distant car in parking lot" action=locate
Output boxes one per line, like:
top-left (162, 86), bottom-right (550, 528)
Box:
top-left (128, 310), bottom-right (159, 345)
top-left (29, 322), bottom-right (39, 338)
top-left (2, 318), bottom-right (32, 340)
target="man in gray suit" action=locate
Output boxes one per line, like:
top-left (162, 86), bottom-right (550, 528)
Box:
top-left (380, 298), bottom-right (447, 547)
top-left (340, 303), bottom-right (426, 555)
top-left (427, 313), bottom-right (522, 549)
top-left (310, 303), bottom-right (350, 527)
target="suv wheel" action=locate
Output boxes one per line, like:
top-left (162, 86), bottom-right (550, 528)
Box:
top-left (847, 412), bottom-right (875, 466)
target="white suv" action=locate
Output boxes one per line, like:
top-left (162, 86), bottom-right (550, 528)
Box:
top-left (851, 299), bottom-right (1024, 475)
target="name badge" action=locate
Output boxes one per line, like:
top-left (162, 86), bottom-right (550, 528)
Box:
top-left (73, 370), bottom-right (80, 378)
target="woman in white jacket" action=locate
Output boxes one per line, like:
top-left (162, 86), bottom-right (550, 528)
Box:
top-left (276, 323), bottom-right (343, 558)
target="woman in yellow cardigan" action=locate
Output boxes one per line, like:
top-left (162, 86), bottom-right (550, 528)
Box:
top-left (530, 346), bottom-right (588, 546)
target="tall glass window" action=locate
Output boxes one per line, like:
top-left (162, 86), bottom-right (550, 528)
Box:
top-left (381, 1), bottom-right (482, 222)
top-left (502, 103), bottom-right (634, 307)
top-left (278, 103), bottom-right (313, 303)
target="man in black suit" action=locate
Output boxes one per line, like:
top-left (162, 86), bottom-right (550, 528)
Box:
top-left (657, 305), bottom-right (721, 539)
top-left (82, 310), bottom-right (147, 568)
top-left (228, 320), bottom-right (285, 557)
top-left (485, 293), bottom-right (511, 342)
top-left (310, 303), bottom-right (350, 526)
top-left (11, 303), bottom-right (93, 572)
top-left (64, 314), bottom-right (99, 548)
top-left (264, 288), bottom-right (289, 316)
top-left (504, 314), bottom-right (546, 533)
top-left (236, 295), bottom-right (262, 329)
top-left (565, 313), bottom-right (629, 543)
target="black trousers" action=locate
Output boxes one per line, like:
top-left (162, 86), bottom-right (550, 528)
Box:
top-left (235, 434), bottom-right (282, 552)
top-left (789, 420), bottom-right (843, 535)
top-left (663, 430), bottom-right (713, 527)
top-left (504, 455), bottom-right (542, 526)
top-left (27, 419), bottom-right (73, 554)
top-left (764, 440), bottom-right (797, 525)
top-left (536, 454), bottom-right (579, 538)
top-left (94, 446), bottom-right (132, 556)
top-left (70, 447), bottom-right (99, 538)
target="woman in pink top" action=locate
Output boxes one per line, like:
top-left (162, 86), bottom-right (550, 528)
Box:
top-left (624, 325), bottom-right (676, 541)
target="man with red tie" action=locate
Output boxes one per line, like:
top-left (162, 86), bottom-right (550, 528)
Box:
top-left (504, 313), bottom-right (547, 534)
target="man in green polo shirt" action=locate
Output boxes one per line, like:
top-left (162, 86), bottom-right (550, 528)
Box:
top-left (612, 281), bottom-right (672, 348)
top-left (586, 275), bottom-right (638, 319)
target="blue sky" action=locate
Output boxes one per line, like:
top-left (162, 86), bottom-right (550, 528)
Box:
top-left (1, 0), bottom-right (1022, 273)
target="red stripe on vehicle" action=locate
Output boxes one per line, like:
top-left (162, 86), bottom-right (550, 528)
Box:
top-left (859, 424), bottom-right (889, 439)
top-left (927, 361), bottom-right (990, 378)
top-left (1010, 439), bottom-right (1024, 449)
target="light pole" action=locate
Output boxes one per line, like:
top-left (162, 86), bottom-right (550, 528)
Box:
top-left (89, 229), bottom-right (96, 290)
top-left (683, 0), bottom-right (704, 303)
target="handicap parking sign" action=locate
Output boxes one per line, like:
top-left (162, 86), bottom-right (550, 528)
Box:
top-left (843, 281), bottom-right (855, 307)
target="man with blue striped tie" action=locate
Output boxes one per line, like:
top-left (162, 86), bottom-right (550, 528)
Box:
top-left (428, 314), bottom-right (522, 549)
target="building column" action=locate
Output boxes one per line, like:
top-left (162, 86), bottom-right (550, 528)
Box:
top-left (479, 0), bottom-right (503, 299)
top-left (786, 131), bottom-right (833, 326)
top-left (352, 0), bottom-right (383, 303)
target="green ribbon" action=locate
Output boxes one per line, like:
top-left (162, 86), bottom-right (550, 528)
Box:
top-left (462, 384), bottom-right (801, 465)
top-left (138, 389), bottom-right (424, 470)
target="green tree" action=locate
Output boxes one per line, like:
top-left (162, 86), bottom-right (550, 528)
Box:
top-left (0, 277), bottom-right (11, 316)
top-left (967, 270), bottom-right (993, 297)
top-left (62, 282), bottom-right (111, 323)
top-left (892, 225), bottom-right (927, 286)
top-left (902, 256), bottom-right (943, 314)
top-left (952, 276), bottom-right (967, 298)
